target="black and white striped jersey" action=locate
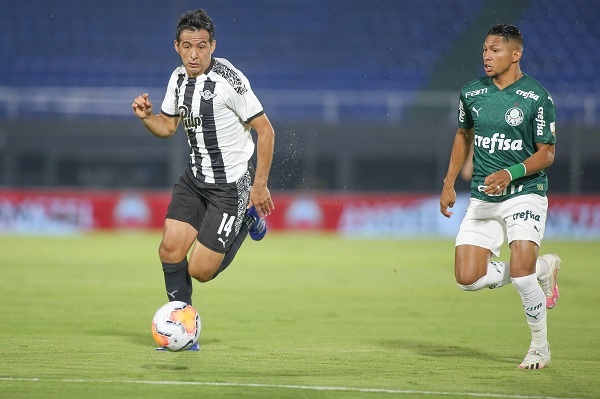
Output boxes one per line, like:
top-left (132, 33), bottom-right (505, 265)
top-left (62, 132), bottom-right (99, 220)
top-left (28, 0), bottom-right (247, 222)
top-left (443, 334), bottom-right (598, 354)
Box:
top-left (160, 57), bottom-right (264, 184)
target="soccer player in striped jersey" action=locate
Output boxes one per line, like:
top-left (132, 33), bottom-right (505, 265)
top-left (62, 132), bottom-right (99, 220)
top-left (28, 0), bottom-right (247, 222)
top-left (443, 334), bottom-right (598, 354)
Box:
top-left (439, 24), bottom-right (561, 369)
top-left (132, 9), bottom-right (274, 345)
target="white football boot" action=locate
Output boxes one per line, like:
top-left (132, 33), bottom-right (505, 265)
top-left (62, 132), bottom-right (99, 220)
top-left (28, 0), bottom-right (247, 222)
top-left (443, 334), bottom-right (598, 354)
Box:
top-left (518, 344), bottom-right (551, 369)
top-left (538, 254), bottom-right (561, 309)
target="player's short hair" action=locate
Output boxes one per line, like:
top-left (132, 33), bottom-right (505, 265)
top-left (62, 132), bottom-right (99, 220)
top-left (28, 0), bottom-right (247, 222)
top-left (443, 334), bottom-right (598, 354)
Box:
top-left (176, 9), bottom-right (215, 42)
top-left (487, 24), bottom-right (523, 48)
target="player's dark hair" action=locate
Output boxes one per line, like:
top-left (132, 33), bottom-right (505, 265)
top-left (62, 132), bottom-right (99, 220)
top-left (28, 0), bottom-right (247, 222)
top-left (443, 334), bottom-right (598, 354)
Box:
top-left (176, 9), bottom-right (215, 42)
top-left (487, 24), bottom-right (523, 47)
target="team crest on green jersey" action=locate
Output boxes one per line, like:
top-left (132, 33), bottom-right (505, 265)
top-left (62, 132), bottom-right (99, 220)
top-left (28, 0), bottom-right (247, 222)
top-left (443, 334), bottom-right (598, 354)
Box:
top-left (505, 107), bottom-right (524, 126)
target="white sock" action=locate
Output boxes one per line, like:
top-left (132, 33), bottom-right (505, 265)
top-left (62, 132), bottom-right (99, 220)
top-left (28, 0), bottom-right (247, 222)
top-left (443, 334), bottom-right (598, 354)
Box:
top-left (511, 274), bottom-right (548, 349)
top-left (457, 261), bottom-right (511, 291)
top-left (486, 261), bottom-right (511, 289)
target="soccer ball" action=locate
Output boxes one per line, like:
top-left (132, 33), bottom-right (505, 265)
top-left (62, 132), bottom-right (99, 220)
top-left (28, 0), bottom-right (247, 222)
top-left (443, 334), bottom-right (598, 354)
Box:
top-left (151, 301), bottom-right (201, 351)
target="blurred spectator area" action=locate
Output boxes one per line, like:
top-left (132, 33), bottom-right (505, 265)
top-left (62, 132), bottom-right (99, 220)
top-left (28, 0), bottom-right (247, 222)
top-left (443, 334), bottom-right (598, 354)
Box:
top-left (2, 1), bottom-right (598, 93)
top-left (1, 0), bottom-right (484, 90)
top-left (0, 0), bottom-right (599, 192)
top-left (0, 0), bottom-right (598, 123)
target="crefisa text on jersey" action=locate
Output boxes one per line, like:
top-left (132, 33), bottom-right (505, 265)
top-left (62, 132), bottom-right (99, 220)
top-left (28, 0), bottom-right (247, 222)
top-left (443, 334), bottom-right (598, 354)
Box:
top-left (535, 107), bottom-right (546, 136)
top-left (515, 89), bottom-right (540, 101)
top-left (474, 132), bottom-right (523, 154)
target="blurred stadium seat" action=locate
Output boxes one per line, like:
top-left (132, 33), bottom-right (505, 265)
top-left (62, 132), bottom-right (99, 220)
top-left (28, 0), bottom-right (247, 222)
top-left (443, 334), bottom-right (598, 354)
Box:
top-left (1, 1), bottom-right (597, 106)
top-left (2, 0), bottom-right (483, 90)
top-left (516, 0), bottom-right (599, 94)
top-left (0, 0), bottom-right (598, 191)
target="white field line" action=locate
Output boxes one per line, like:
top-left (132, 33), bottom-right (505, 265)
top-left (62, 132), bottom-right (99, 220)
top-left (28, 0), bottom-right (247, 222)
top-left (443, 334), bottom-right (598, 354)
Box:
top-left (0, 377), bottom-right (586, 399)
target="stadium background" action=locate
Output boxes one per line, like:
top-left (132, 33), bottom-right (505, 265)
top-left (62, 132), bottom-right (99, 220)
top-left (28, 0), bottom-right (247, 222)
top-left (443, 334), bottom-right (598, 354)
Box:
top-left (0, 0), bottom-right (598, 237)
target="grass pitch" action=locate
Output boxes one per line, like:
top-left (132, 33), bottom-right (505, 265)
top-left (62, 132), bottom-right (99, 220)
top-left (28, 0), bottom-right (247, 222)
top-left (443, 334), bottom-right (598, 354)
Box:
top-left (0, 232), bottom-right (599, 398)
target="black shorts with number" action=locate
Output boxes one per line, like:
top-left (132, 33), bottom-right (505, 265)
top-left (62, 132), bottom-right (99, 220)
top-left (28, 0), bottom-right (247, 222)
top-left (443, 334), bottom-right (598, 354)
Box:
top-left (166, 166), bottom-right (252, 254)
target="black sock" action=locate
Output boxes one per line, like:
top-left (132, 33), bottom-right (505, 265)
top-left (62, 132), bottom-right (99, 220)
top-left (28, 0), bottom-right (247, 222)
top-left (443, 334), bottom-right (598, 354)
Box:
top-left (213, 224), bottom-right (248, 279)
top-left (162, 259), bottom-right (193, 305)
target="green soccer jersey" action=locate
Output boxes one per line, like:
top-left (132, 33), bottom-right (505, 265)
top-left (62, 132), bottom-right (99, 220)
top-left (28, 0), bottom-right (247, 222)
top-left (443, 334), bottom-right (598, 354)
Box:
top-left (458, 73), bottom-right (556, 202)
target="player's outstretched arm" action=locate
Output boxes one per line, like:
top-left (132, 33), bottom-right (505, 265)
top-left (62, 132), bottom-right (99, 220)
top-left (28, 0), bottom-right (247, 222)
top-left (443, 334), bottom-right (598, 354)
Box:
top-left (132, 93), bottom-right (179, 139)
top-left (248, 113), bottom-right (275, 218)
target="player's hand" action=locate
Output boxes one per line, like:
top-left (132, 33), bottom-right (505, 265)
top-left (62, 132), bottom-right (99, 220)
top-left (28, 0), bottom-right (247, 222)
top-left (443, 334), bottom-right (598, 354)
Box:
top-left (483, 169), bottom-right (511, 195)
top-left (132, 93), bottom-right (153, 120)
top-left (440, 184), bottom-right (456, 218)
top-left (249, 185), bottom-right (274, 218)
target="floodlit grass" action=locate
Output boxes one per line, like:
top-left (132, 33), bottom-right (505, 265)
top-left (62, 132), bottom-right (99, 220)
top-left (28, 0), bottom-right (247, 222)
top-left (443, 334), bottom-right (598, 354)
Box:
top-left (0, 232), bottom-right (599, 398)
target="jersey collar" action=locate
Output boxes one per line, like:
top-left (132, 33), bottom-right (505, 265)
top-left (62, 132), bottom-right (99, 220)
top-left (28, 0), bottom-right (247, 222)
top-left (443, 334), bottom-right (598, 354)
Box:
top-left (202, 58), bottom-right (215, 76)
top-left (488, 72), bottom-right (528, 91)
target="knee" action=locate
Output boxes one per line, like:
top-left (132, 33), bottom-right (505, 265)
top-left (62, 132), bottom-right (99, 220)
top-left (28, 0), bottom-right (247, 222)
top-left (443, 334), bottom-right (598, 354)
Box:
top-left (188, 268), bottom-right (214, 283)
top-left (187, 259), bottom-right (217, 283)
top-left (456, 275), bottom-right (486, 291)
top-left (457, 281), bottom-right (476, 291)
top-left (454, 258), bottom-right (487, 288)
top-left (454, 245), bottom-right (491, 290)
top-left (187, 247), bottom-right (225, 283)
top-left (456, 275), bottom-right (480, 287)
top-left (158, 240), bottom-right (187, 263)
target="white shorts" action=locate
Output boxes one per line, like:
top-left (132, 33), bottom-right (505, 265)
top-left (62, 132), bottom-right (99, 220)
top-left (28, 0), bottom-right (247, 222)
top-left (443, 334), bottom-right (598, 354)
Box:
top-left (455, 194), bottom-right (548, 257)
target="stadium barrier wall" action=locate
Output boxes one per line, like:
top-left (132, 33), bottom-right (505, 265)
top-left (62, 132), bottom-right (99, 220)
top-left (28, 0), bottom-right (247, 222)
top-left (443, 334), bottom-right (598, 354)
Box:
top-left (1, 120), bottom-right (599, 194)
top-left (0, 189), bottom-right (598, 239)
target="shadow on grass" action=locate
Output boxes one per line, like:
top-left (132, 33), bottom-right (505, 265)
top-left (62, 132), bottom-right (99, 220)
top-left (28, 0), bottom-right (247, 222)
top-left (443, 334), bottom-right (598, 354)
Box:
top-left (377, 339), bottom-right (514, 364)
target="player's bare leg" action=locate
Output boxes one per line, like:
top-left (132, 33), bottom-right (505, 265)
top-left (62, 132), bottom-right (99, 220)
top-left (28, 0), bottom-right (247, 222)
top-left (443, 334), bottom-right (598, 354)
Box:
top-left (187, 242), bottom-right (226, 283)
top-left (455, 245), bottom-right (510, 290)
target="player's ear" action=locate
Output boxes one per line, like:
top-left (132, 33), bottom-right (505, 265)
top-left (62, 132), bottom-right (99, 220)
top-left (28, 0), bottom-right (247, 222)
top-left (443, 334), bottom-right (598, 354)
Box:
top-left (210, 39), bottom-right (216, 54)
top-left (512, 48), bottom-right (522, 63)
top-left (174, 40), bottom-right (180, 54)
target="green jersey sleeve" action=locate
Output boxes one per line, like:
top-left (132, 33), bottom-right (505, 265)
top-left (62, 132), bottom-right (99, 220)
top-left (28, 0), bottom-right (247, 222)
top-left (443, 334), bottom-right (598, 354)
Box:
top-left (533, 94), bottom-right (556, 145)
top-left (458, 93), bottom-right (473, 129)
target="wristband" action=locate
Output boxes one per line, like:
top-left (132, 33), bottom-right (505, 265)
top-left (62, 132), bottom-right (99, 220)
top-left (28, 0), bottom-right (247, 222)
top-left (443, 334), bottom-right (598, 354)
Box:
top-left (504, 163), bottom-right (526, 181)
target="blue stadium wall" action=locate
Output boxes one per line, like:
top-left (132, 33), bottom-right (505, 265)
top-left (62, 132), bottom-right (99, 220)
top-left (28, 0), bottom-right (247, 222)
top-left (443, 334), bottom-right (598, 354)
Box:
top-left (1, 0), bottom-right (598, 193)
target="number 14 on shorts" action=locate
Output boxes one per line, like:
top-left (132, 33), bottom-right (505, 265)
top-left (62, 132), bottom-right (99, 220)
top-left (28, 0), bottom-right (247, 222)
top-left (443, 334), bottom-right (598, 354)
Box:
top-left (218, 213), bottom-right (236, 237)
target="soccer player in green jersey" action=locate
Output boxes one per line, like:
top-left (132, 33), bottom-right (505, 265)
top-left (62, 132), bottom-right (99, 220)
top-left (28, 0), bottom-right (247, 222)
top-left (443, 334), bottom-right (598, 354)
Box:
top-left (439, 24), bottom-right (561, 369)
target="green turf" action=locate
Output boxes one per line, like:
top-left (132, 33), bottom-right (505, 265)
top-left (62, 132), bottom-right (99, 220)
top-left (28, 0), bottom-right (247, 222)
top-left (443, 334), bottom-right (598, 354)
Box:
top-left (0, 232), bottom-right (598, 398)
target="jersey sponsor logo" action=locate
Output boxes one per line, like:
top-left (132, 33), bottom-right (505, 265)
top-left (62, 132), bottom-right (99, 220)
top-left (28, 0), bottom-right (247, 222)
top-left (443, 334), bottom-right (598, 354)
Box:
top-left (472, 106), bottom-right (481, 117)
top-left (465, 88), bottom-right (488, 98)
top-left (458, 100), bottom-right (466, 123)
top-left (535, 107), bottom-right (546, 136)
top-left (179, 105), bottom-right (202, 130)
top-left (474, 133), bottom-right (523, 154)
top-left (512, 209), bottom-right (541, 222)
top-left (505, 107), bottom-right (524, 126)
top-left (515, 89), bottom-right (540, 101)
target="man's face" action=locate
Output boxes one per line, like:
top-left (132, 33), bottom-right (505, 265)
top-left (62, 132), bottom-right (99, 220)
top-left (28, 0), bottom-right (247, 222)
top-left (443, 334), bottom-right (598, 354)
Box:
top-left (175, 29), bottom-right (215, 78)
top-left (482, 35), bottom-right (521, 79)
